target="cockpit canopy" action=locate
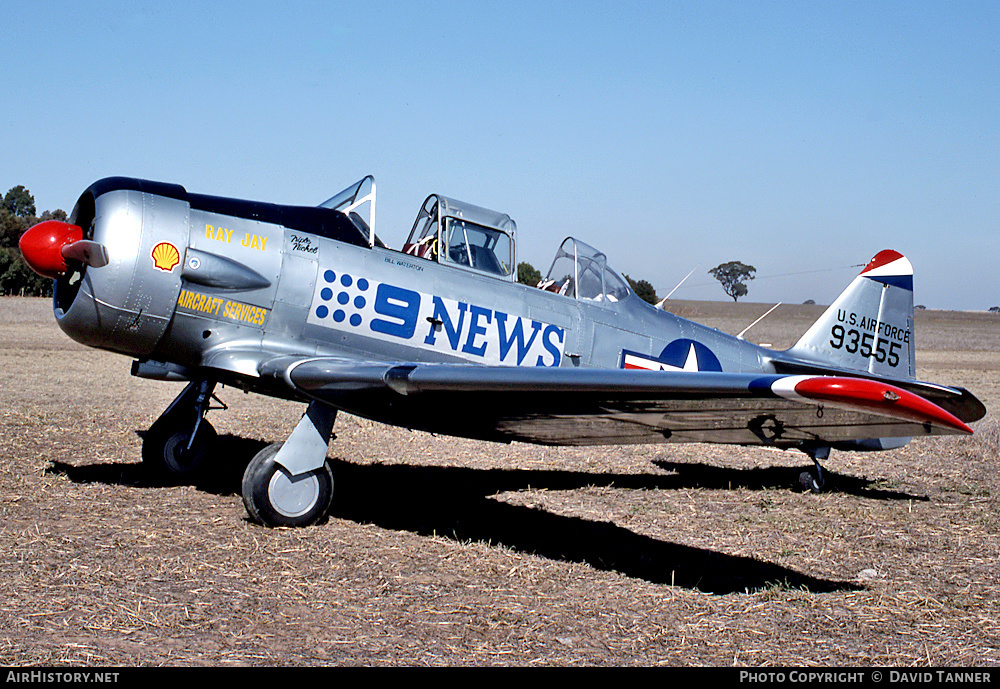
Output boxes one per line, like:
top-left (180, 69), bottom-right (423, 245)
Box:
top-left (403, 194), bottom-right (516, 280)
top-left (540, 237), bottom-right (630, 302)
top-left (321, 178), bottom-right (629, 302)
top-left (320, 176), bottom-right (380, 247)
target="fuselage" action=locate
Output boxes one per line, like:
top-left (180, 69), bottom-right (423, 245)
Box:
top-left (54, 177), bottom-right (774, 402)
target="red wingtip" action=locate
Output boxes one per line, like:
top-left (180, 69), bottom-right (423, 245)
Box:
top-left (794, 377), bottom-right (973, 434)
top-left (18, 220), bottom-right (83, 278)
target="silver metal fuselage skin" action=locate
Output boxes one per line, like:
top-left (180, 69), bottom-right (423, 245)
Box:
top-left (57, 184), bottom-right (189, 357)
top-left (57, 179), bottom-right (774, 404)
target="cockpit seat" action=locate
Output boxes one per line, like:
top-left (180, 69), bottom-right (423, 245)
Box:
top-left (403, 234), bottom-right (438, 260)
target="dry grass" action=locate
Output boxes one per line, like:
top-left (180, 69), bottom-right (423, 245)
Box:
top-left (1, 297), bottom-right (998, 666)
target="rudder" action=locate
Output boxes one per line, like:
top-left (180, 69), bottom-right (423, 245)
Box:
top-left (786, 250), bottom-right (915, 380)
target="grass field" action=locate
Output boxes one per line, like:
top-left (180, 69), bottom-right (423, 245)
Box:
top-left (1, 296), bottom-right (997, 666)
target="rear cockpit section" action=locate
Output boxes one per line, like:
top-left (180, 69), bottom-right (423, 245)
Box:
top-left (539, 237), bottom-right (630, 303)
top-left (319, 176), bottom-right (382, 248)
top-left (402, 194), bottom-right (516, 281)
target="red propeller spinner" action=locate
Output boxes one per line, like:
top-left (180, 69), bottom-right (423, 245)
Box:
top-left (19, 220), bottom-right (108, 278)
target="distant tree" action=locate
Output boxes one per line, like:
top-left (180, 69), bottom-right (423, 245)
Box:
top-left (3, 185), bottom-right (35, 218)
top-left (915, 305), bottom-right (927, 310)
top-left (0, 186), bottom-right (63, 296)
top-left (624, 274), bottom-right (659, 305)
top-left (0, 208), bottom-right (28, 248)
top-left (0, 248), bottom-right (14, 286)
top-left (38, 208), bottom-right (68, 222)
top-left (0, 189), bottom-right (66, 249)
top-left (517, 261), bottom-right (542, 287)
top-left (0, 247), bottom-right (51, 297)
top-left (803, 299), bottom-right (816, 305)
top-left (709, 261), bottom-right (756, 302)
top-left (989, 306), bottom-right (1000, 313)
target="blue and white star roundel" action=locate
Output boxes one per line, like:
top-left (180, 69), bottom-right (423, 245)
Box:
top-left (622, 339), bottom-right (724, 372)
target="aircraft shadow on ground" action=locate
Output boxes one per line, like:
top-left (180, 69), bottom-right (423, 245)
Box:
top-left (43, 431), bottom-right (930, 594)
top-left (331, 461), bottom-right (863, 594)
top-left (652, 460), bottom-right (928, 502)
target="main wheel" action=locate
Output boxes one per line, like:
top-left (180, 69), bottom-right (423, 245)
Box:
top-left (241, 442), bottom-right (334, 527)
top-left (142, 416), bottom-right (216, 478)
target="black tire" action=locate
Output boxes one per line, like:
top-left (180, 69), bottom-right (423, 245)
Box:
top-left (798, 470), bottom-right (825, 493)
top-left (241, 442), bottom-right (334, 528)
top-left (142, 416), bottom-right (216, 478)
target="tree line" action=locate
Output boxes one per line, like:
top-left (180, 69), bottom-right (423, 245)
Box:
top-left (1, 185), bottom-right (65, 297)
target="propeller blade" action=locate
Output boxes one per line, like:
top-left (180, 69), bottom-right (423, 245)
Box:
top-left (61, 239), bottom-right (109, 268)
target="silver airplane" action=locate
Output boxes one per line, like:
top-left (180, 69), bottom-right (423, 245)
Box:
top-left (19, 175), bottom-right (986, 527)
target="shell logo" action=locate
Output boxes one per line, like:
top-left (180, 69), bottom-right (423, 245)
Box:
top-left (151, 242), bottom-right (180, 272)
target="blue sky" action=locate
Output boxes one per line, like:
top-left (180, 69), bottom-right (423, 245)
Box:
top-left (4, 1), bottom-right (997, 309)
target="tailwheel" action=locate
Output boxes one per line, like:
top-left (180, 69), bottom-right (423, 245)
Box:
top-left (242, 443), bottom-right (334, 527)
top-left (798, 444), bottom-right (830, 493)
top-left (798, 470), bottom-right (825, 493)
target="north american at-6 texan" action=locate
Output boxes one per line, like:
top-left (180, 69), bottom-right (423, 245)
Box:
top-left (19, 175), bottom-right (986, 527)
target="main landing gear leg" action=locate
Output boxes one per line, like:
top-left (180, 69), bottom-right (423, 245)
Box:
top-left (799, 445), bottom-right (830, 493)
top-left (142, 380), bottom-right (222, 478)
top-left (242, 402), bottom-right (337, 528)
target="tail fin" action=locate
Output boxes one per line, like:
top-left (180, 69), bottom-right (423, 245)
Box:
top-left (786, 250), bottom-right (915, 380)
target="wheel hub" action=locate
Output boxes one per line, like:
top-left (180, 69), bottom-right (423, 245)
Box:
top-left (267, 469), bottom-right (321, 518)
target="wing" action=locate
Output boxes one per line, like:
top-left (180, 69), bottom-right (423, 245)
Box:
top-left (260, 357), bottom-right (979, 448)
